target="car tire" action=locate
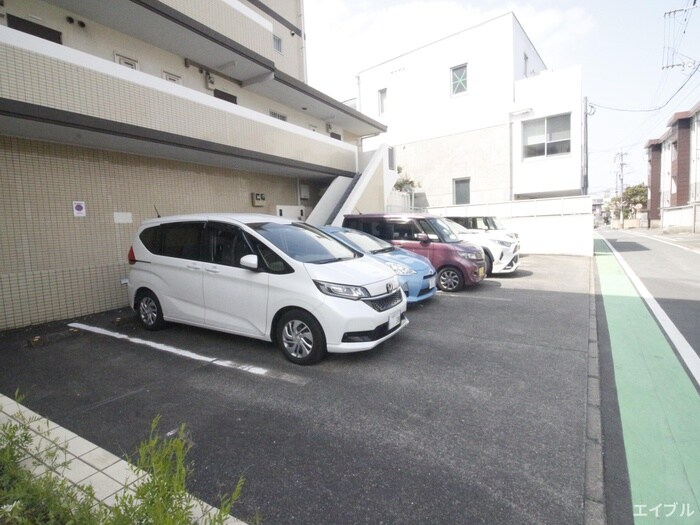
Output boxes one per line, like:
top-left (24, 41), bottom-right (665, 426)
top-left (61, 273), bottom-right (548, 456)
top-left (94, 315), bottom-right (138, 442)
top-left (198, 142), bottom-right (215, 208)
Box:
top-left (136, 290), bottom-right (166, 331)
top-left (437, 266), bottom-right (464, 292)
top-left (485, 253), bottom-right (493, 276)
top-left (277, 310), bottom-right (327, 365)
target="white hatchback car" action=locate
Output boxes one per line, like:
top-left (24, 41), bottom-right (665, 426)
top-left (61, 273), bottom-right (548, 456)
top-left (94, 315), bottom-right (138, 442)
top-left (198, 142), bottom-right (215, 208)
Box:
top-left (127, 214), bottom-right (408, 365)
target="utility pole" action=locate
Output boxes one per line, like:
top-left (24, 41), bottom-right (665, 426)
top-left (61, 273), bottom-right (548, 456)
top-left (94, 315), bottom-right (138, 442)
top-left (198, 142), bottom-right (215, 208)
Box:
top-left (614, 150), bottom-right (627, 228)
top-left (663, 4), bottom-right (699, 70)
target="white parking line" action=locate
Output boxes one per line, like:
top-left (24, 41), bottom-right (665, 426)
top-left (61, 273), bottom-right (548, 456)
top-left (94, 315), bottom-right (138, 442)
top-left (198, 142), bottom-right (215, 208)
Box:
top-left (436, 292), bottom-right (512, 301)
top-left (68, 323), bottom-right (309, 386)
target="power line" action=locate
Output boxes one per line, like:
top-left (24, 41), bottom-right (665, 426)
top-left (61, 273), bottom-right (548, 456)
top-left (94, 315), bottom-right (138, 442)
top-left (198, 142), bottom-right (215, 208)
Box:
top-left (663, 2), bottom-right (698, 69)
top-left (589, 61), bottom-right (700, 112)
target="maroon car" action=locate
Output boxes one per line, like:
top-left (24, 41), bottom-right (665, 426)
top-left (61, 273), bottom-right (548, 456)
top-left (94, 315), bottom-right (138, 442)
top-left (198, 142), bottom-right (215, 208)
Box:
top-left (343, 213), bottom-right (485, 292)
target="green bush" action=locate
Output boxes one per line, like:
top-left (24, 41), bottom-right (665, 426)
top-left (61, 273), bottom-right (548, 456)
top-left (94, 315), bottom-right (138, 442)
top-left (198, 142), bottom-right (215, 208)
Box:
top-left (1, 400), bottom-right (248, 525)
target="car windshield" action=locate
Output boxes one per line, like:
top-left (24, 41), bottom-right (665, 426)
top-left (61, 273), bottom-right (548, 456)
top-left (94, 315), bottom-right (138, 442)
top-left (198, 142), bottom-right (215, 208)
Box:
top-left (333, 229), bottom-right (394, 254)
top-left (250, 222), bottom-right (357, 263)
top-left (426, 217), bottom-right (461, 243)
top-left (443, 218), bottom-right (470, 235)
top-left (487, 217), bottom-right (505, 230)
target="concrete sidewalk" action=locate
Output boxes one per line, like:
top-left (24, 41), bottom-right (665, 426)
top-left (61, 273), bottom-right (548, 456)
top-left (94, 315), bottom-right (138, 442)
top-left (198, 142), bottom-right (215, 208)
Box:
top-left (0, 393), bottom-right (244, 524)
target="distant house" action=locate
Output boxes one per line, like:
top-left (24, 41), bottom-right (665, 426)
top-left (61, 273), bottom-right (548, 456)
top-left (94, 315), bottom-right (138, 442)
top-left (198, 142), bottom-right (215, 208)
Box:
top-left (357, 12), bottom-right (587, 208)
top-left (646, 102), bottom-right (700, 230)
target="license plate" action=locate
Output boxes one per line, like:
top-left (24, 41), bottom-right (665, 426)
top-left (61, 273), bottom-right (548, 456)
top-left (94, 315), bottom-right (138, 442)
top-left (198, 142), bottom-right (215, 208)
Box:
top-left (388, 311), bottom-right (400, 330)
top-left (478, 267), bottom-right (485, 278)
top-left (428, 276), bottom-right (436, 289)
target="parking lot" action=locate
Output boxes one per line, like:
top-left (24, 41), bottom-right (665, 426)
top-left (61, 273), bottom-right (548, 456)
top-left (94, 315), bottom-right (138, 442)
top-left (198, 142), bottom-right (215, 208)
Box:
top-left (0, 254), bottom-right (593, 524)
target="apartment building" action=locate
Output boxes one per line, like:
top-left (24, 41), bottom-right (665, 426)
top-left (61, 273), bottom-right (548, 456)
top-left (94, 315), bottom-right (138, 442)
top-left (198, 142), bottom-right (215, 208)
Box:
top-left (646, 101), bottom-right (700, 230)
top-left (0, 0), bottom-right (387, 330)
top-left (357, 12), bottom-right (587, 208)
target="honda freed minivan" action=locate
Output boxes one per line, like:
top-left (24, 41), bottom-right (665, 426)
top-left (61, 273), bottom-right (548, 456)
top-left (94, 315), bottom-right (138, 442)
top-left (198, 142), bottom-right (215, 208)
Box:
top-left (127, 214), bottom-right (408, 365)
top-left (343, 214), bottom-right (485, 292)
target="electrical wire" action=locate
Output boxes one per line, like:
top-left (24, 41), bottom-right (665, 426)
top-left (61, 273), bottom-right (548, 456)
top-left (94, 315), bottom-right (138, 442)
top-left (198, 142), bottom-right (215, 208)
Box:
top-left (589, 61), bottom-right (700, 112)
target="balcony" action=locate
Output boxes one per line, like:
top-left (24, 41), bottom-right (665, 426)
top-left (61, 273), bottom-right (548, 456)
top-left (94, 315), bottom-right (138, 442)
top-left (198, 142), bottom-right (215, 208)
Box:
top-left (0, 26), bottom-right (357, 179)
top-left (35, 0), bottom-right (385, 140)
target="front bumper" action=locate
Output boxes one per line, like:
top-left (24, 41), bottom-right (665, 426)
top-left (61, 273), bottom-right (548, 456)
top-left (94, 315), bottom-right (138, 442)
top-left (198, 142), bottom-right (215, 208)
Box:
top-left (492, 244), bottom-right (521, 274)
top-left (403, 271), bottom-right (437, 303)
top-left (461, 259), bottom-right (486, 285)
top-left (327, 316), bottom-right (409, 353)
top-left (317, 290), bottom-right (408, 353)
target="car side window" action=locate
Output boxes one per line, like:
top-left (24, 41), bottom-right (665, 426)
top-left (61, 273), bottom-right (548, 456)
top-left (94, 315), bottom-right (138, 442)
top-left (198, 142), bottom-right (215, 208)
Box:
top-left (392, 220), bottom-right (423, 240)
top-left (416, 220), bottom-right (440, 241)
top-left (344, 219), bottom-right (389, 240)
top-left (139, 226), bottom-right (161, 254)
top-left (208, 223), bottom-right (253, 268)
top-left (249, 236), bottom-right (293, 274)
top-left (160, 222), bottom-right (206, 260)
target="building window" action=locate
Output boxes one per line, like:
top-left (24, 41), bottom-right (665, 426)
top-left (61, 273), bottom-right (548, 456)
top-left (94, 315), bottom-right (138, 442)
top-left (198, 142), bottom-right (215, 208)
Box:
top-left (270, 110), bottom-right (287, 122)
top-left (213, 89), bottom-right (237, 105)
top-left (522, 113), bottom-right (571, 159)
top-left (523, 53), bottom-right (529, 77)
top-left (454, 178), bottom-right (470, 204)
top-left (115, 53), bottom-right (139, 70)
top-left (273, 35), bottom-right (283, 54)
top-left (451, 64), bottom-right (467, 95)
top-left (378, 88), bottom-right (387, 115)
top-left (8, 14), bottom-right (62, 44)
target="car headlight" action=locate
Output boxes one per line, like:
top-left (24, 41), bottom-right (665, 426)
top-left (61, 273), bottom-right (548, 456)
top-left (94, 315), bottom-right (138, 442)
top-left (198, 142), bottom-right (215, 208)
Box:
top-left (496, 240), bottom-right (514, 247)
top-left (314, 280), bottom-right (370, 300)
top-left (384, 261), bottom-right (416, 276)
top-left (459, 251), bottom-right (480, 260)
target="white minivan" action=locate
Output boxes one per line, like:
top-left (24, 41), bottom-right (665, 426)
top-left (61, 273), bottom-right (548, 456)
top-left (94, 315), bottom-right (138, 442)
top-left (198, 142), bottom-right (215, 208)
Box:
top-left (127, 214), bottom-right (408, 365)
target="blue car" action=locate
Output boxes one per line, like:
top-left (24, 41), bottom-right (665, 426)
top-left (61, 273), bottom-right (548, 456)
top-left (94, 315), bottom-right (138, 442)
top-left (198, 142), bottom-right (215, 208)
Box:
top-left (322, 226), bottom-right (437, 304)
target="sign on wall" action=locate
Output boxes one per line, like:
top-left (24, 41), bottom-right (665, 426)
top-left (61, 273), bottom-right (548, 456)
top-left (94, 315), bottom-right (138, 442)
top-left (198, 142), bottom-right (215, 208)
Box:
top-left (73, 201), bottom-right (86, 217)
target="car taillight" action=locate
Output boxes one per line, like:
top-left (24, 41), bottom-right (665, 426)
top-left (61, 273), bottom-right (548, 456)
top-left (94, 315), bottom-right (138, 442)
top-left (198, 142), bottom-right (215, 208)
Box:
top-left (128, 246), bottom-right (136, 265)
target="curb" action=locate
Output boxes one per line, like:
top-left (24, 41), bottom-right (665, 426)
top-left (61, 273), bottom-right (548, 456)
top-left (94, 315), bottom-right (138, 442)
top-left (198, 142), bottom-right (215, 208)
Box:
top-left (585, 257), bottom-right (606, 524)
top-left (0, 393), bottom-right (246, 524)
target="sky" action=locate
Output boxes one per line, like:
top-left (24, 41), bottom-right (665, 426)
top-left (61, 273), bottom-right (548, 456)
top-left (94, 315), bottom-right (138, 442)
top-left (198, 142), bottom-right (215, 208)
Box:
top-left (302, 0), bottom-right (700, 196)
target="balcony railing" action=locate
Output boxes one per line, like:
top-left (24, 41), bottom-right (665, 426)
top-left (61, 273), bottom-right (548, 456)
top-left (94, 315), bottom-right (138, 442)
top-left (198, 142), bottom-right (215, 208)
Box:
top-left (0, 26), bottom-right (356, 176)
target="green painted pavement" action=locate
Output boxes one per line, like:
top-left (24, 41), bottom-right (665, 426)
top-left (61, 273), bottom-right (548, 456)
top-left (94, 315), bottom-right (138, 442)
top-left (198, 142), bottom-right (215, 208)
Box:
top-left (595, 238), bottom-right (700, 524)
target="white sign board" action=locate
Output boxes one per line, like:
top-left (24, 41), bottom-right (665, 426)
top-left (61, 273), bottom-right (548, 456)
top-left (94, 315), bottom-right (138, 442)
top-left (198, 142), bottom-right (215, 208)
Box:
top-left (73, 201), bottom-right (86, 217)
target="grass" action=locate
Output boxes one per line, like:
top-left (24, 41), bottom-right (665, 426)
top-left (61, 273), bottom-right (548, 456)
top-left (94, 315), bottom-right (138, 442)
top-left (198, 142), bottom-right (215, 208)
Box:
top-left (1, 396), bottom-right (252, 524)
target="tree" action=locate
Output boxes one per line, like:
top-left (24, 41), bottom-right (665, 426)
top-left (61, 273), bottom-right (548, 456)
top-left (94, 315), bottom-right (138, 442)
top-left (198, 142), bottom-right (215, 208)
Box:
top-left (392, 166), bottom-right (420, 193)
top-left (623, 183), bottom-right (648, 209)
top-left (604, 183), bottom-right (648, 221)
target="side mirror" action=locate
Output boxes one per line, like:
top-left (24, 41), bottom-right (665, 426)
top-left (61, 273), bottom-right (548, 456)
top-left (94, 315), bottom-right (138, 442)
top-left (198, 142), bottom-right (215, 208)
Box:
top-left (240, 254), bottom-right (259, 270)
top-left (416, 233), bottom-right (430, 243)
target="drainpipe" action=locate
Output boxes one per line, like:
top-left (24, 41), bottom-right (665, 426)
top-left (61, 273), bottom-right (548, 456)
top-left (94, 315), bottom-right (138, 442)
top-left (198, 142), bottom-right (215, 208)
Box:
top-left (509, 121), bottom-right (514, 200)
top-left (299, 0), bottom-right (307, 82)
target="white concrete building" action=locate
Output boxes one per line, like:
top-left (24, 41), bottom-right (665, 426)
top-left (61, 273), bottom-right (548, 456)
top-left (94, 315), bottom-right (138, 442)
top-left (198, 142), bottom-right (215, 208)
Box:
top-left (357, 12), bottom-right (587, 208)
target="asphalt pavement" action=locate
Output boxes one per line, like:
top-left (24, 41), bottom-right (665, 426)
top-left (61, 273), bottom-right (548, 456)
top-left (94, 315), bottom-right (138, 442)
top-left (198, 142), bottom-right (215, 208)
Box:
top-left (1, 254), bottom-right (598, 524)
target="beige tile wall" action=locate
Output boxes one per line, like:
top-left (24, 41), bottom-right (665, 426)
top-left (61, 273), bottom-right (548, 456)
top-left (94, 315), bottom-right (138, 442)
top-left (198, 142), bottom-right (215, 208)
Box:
top-left (0, 40), bottom-right (356, 173)
top-left (163, 0), bottom-right (274, 62)
top-left (0, 136), bottom-right (300, 330)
